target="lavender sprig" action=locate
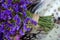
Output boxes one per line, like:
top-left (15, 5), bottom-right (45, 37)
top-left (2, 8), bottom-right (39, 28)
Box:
top-left (0, 0), bottom-right (37, 40)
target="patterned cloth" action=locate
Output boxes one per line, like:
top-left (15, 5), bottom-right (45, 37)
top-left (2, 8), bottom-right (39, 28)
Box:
top-left (42, 24), bottom-right (60, 40)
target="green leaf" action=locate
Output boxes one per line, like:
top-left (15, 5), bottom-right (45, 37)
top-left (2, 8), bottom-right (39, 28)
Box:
top-left (26, 11), bottom-right (33, 18)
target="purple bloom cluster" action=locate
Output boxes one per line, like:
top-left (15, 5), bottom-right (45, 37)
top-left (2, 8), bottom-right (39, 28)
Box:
top-left (0, 0), bottom-right (37, 40)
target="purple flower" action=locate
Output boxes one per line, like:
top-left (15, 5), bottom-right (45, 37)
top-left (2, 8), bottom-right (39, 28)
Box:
top-left (5, 34), bottom-right (11, 40)
top-left (10, 27), bottom-right (16, 31)
top-left (0, 0), bottom-right (33, 40)
top-left (19, 30), bottom-right (25, 35)
top-left (24, 17), bottom-right (31, 23)
top-left (20, 0), bottom-right (25, 5)
top-left (1, 9), bottom-right (12, 20)
top-left (2, 3), bottom-right (9, 9)
top-left (7, 0), bottom-right (13, 7)
top-left (0, 32), bottom-right (3, 40)
top-left (10, 28), bottom-right (16, 35)
top-left (22, 11), bottom-right (27, 16)
top-left (15, 25), bottom-right (20, 30)
top-left (27, 28), bottom-right (31, 31)
top-left (12, 3), bottom-right (19, 12)
top-left (13, 14), bottom-right (21, 25)
top-left (24, 17), bottom-right (37, 25)
top-left (2, 0), bottom-right (12, 9)
top-left (23, 24), bottom-right (27, 31)
top-left (0, 0), bottom-right (5, 3)
top-left (0, 24), bottom-right (4, 32)
top-left (20, 4), bottom-right (27, 10)
top-left (20, 0), bottom-right (31, 5)
top-left (7, 0), bottom-right (12, 4)
top-left (31, 20), bottom-right (38, 25)
top-left (23, 24), bottom-right (31, 32)
top-left (25, 0), bottom-right (31, 4)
